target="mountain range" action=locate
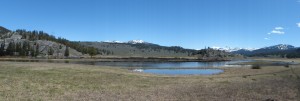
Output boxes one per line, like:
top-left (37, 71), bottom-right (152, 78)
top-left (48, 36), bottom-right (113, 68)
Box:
top-left (1, 26), bottom-right (300, 58)
top-left (1, 26), bottom-right (198, 58)
top-left (211, 46), bottom-right (257, 52)
top-left (79, 40), bottom-right (196, 57)
top-left (103, 40), bottom-right (149, 44)
top-left (231, 44), bottom-right (300, 58)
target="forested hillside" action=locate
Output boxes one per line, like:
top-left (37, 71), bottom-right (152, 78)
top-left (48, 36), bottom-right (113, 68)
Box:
top-left (80, 42), bottom-right (242, 59)
top-left (0, 26), bottom-right (239, 59)
top-left (80, 42), bottom-right (197, 57)
top-left (192, 47), bottom-right (243, 60)
top-left (0, 26), bottom-right (111, 58)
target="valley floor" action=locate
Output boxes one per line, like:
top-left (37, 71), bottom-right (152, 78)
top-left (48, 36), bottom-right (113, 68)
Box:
top-left (0, 59), bottom-right (299, 100)
top-left (0, 57), bottom-right (230, 62)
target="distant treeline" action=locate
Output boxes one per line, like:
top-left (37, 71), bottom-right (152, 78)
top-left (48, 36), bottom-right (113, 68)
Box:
top-left (0, 26), bottom-right (10, 35)
top-left (128, 43), bottom-right (196, 55)
top-left (191, 47), bottom-right (236, 59)
top-left (0, 41), bottom-right (38, 57)
top-left (0, 40), bottom-right (70, 57)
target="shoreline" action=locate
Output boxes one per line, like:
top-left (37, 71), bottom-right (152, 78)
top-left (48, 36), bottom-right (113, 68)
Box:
top-left (0, 57), bottom-right (232, 62)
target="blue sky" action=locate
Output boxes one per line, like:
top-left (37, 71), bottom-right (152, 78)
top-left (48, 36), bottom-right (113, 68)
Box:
top-left (0, 0), bottom-right (300, 49)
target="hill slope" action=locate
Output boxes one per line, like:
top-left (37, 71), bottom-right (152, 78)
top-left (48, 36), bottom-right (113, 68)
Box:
top-left (0, 26), bottom-right (11, 35)
top-left (232, 44), bottom-right (300, 58)
top-left (0, 26), bottom-right (87, 58)
top-left (0, 26), bottom-right (238, 59)
top-left (80, 41), bottom-right (196, 57)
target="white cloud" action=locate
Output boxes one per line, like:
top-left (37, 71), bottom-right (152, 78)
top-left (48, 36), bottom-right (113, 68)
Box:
top-left (297, 22), bottom-right (300, 28)
top-left (264, 38), bottom-right (270, 40)
top-left (271, 30), bottom-right (285, 34)
top-left (268, 27), bottom-right (285, 35)
top-left (274, 27), bottom-right (284, 30)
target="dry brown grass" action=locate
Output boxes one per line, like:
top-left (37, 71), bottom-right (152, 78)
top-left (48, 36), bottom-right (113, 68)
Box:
top-left (0, 61), bottom-right (299, 101)
top-left (253, 58), bottom-right (300, 63)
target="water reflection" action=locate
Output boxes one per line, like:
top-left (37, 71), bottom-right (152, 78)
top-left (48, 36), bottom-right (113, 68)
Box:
top-left (0, 59), bottom-right (254, 75)
top-left (0, 59), bottom-right (253, 69)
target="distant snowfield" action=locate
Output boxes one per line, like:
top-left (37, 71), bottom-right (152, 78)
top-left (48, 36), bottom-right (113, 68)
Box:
top-left (102, 40), bottom-right (147, 44)
top-left (211, 46), bottom-right (257, 52)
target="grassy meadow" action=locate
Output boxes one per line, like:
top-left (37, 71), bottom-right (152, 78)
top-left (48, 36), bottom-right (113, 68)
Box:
top-left (0, 59), bottom-right (299, 100)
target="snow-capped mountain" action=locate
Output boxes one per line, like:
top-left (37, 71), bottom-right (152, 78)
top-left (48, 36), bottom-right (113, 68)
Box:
top-left (127, 40), bottom-right (147, 44)
top-left (261, 44), bottom-right (294, 50)
top-left (103, 40), bottom-right (124, 43)
top-left (103, 40), bottom-right (149, 44)
top-left (212, 46), bottom-right (257, 52)
top-left (231, 44), bottom-right (297, 55)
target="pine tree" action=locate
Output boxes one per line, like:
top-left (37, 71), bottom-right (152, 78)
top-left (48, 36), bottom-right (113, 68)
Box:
top-left (88, 47), bottom-right (97, 58)
top-left (6, 42), bottom-right (15, 56)
top-left (48, 47), bottom-right (54, 55)
top-left (0, 42), bottom-right (5, 56)
top-left (35, 44), bottom-right (39, 57)
top-left (30, 46), bottom-right (35, 57)
top-left (20, 42), bottom-right (28, 56)
top-left (26, 42), bottom-right (30, 56)
top-left (64, 46), bottom-right (69, 57)
top-left (16, 42), bottom-right (21, 56)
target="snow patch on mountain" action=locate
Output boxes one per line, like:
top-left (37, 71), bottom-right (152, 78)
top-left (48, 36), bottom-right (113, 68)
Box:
top-left (103, 40), bottom-right (149, 44)
top-left (212, 46), bottom-right (257, 52)
top-left (127, 40), bottom-right (146, 44)
top-left (262, 44), bottom-right (294, 50)
top-left (103, 40), bottom-right (124, 43)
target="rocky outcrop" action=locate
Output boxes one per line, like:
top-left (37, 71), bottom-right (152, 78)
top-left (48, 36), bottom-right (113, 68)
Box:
top-left (0, 33), bottom-right (83, 58)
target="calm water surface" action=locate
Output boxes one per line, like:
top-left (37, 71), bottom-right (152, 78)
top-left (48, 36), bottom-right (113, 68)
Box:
top-left (142, 69), bottom-right (224, 75)
top-left (0, 59), bottom-right (253, 75)
top-left (74, 60), bottom-right (253, 69)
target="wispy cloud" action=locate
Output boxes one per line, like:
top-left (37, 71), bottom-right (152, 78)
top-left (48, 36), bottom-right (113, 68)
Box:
top-left (264, 38), bottom-right (270, 40)
top-left (274, 27), bottom-right (284, 30)
top-left (268, 27), bottom-right (285, 35)
top-left (271, 30), bottom-right (285, 34)
top-left (297, 22), bottom-right (300, 28)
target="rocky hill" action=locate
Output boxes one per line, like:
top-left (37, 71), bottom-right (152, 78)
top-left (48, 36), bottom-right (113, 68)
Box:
top-left (0, 26), bottom-right (103, 58)
top-left (0, 26), bottom-right (10, 35)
